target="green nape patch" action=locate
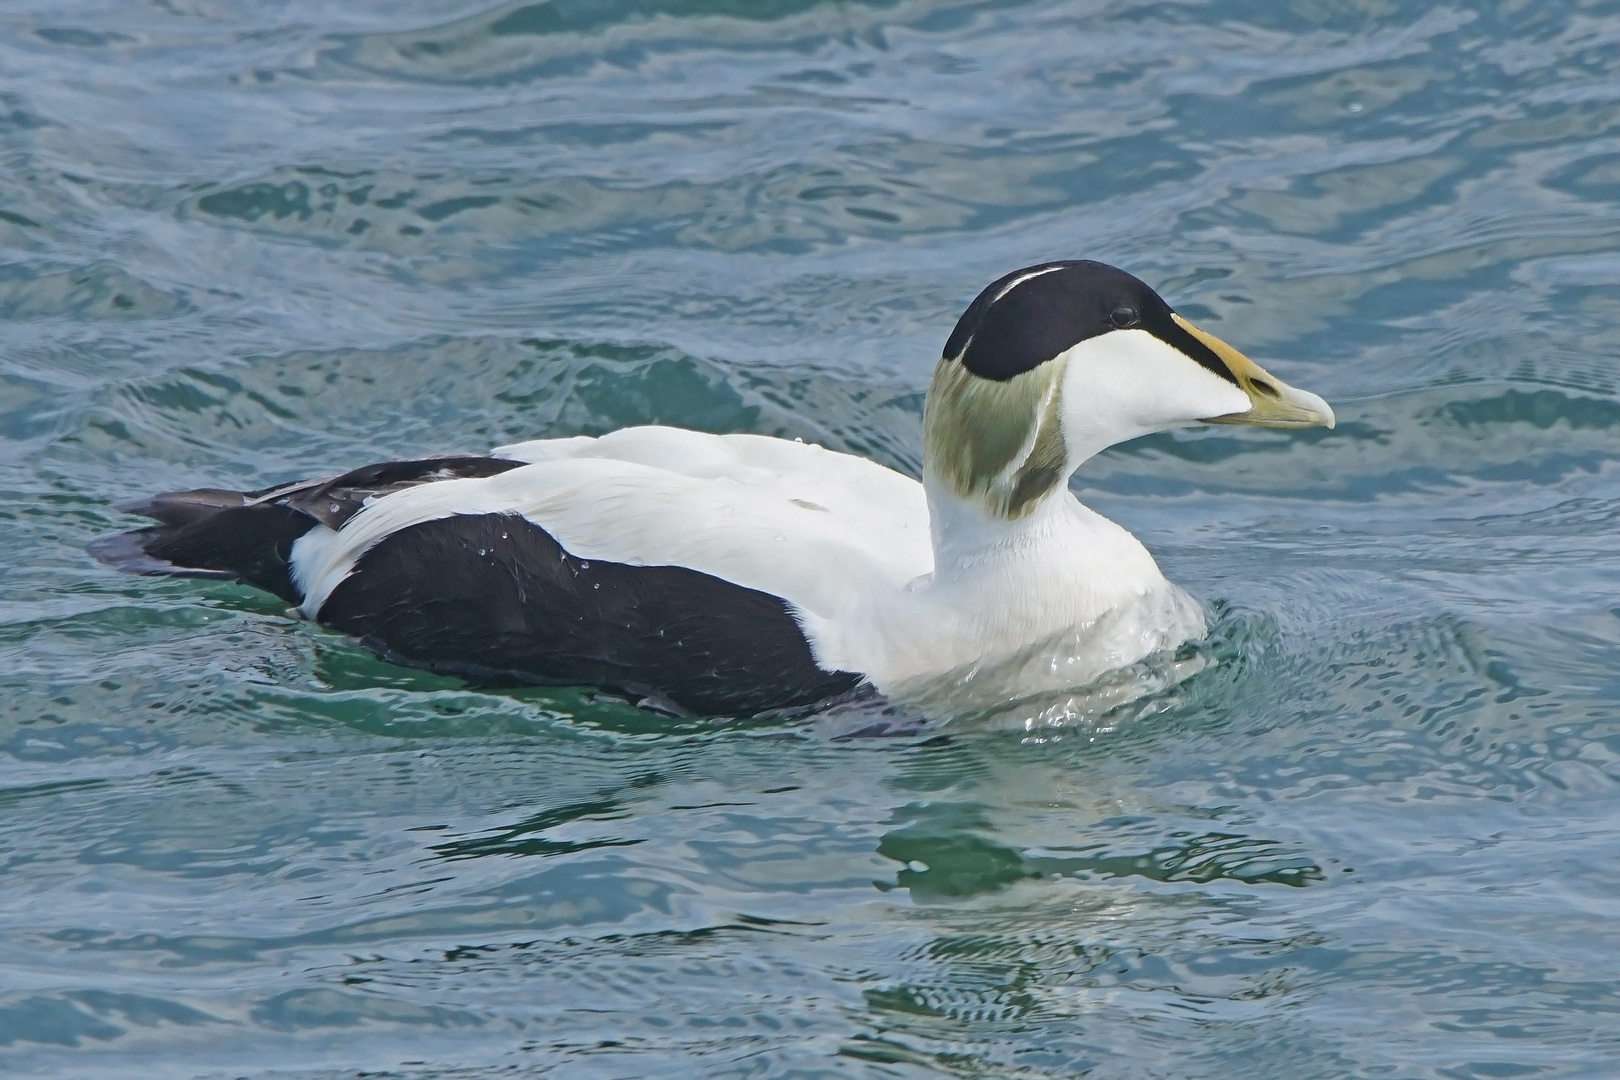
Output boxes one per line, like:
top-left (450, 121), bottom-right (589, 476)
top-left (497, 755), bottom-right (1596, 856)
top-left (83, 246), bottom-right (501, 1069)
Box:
top-left (921, 354), bottom-right (1069, 519)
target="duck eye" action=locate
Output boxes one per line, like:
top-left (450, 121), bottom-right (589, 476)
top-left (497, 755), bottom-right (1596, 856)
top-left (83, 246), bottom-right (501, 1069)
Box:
top-left (1109, 306), bottom-right (1140, 329)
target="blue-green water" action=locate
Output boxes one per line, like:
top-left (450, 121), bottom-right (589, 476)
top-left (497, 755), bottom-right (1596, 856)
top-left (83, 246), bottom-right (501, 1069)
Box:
top-left (4, 1), bottom-right (1620, 1076)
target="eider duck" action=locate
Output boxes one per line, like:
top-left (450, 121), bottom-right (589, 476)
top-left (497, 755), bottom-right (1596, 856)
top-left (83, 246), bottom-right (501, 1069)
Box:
top-left (91, 261), bottom-right (1333, 716)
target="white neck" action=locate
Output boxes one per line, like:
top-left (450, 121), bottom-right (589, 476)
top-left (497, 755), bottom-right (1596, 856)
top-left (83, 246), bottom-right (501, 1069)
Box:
top-left (923, 474), bottom-right (1084, 577)
top-left (817, 472), bottom-right (1195, 705)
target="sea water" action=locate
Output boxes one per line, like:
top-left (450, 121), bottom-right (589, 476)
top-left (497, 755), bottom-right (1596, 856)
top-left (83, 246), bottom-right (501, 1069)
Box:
top-left (2, 1), bottom-right (1618, 1076)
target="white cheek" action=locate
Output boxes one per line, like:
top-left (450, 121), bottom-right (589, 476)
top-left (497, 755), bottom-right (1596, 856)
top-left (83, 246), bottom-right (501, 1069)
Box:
top-left (1057, 329), bottom-right (1250, 459)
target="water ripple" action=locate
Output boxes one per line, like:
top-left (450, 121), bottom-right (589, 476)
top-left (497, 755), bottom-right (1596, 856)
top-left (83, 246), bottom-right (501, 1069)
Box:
top-left (3, 0), bottom-right (1620, 1077)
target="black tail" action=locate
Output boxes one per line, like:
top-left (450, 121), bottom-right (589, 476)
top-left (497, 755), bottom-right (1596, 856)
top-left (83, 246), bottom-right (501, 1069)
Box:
top-left (89, 489), bottom-right (319, 604)
top-left (90, 455), bottom-right (529, 605)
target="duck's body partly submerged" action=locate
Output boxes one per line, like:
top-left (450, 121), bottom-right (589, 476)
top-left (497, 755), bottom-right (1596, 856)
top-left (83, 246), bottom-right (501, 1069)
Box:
top-left (93, 261), bottom-right (1333, 715)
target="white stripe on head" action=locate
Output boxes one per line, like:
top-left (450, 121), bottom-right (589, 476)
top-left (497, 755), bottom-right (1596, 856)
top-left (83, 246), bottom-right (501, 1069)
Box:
top-left (990, 264), bottom-right (1067, 305)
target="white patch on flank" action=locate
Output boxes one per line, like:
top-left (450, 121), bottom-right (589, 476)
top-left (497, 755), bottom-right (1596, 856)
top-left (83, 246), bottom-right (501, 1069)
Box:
top-left (288, 524), bottom-right (340, 602)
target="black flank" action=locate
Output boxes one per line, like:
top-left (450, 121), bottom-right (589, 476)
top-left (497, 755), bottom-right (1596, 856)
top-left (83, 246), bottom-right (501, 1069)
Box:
top-left (317, 512), bottom-right (862, 716)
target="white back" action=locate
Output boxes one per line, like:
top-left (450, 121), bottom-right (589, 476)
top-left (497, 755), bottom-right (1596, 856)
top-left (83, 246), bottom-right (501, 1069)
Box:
top-left (292, 427), bottom-right (933, 640)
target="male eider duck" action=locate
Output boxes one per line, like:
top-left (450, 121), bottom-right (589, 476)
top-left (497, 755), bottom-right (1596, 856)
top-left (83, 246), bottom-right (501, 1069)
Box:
top-left (92, 261), bottom-right (1333, 716)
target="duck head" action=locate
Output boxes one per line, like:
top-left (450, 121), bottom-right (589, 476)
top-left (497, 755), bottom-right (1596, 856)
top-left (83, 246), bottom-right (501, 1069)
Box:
top-left (922, 260), bottom-right (1334, 520)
